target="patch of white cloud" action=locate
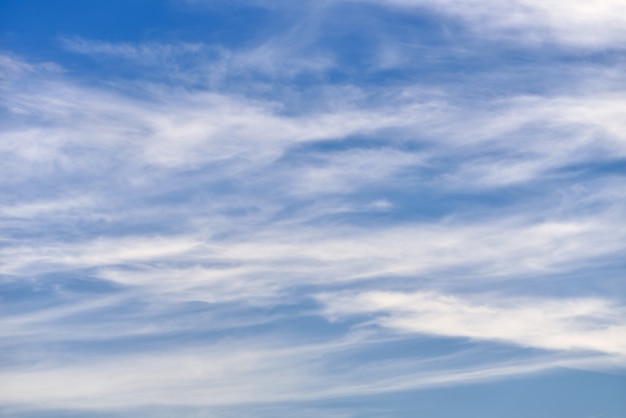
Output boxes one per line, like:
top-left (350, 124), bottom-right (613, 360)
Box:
top-left (0, 334), bottom-right (612, 410)
top-left (0, 196), bottom-right (96, 218)
top-left (319, 290), bottom-right (626, 356)
top-left (0, 236), bottom-right (202, 277)
top-left (183, 0), bottom-right (626, 49)
top-left (61, 38), bottom-right (206, 61)
top-left (290, 148), bottom-right (425, 195)
top-left (61, 35), bottom-right (336, 83)
top-left (355, 0), bottom-right (626, 48)
top-left (2, 209), bottom-right (622, 307)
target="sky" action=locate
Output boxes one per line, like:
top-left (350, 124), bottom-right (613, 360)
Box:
top-left (1, 0), bottom-right (625, 417)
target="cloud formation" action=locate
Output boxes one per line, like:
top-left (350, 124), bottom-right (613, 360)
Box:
top-left (320, 290), bottom-right (626, 355)
top-left (1, 0), bottom-right (625, 416)
top-left (354, 0), bottom-right (626, 47)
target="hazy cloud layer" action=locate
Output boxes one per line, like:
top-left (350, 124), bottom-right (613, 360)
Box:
top-left (1, 0), bottom-right (625, 416)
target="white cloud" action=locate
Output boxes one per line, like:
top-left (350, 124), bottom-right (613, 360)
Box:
top-left (319, 290), bottom-right (626, 356)
top-left (60, 35), bottom-right (336, 83)
top-left (358, 0), bottom-right (626, 48)
top-left (0, 196), bottom-right (96, 218)
top-left (0, 334), bottom-right (611, 410)
top-left (61, 38), bottom-right (206, 61)
top-left (4, 53), bottom-right (626, 194)
top-left (3, 208), bottom-right (621, 307)
top-left (0, 236), bottom-right (202, 276)
top-left (290, 148), bottom-right (425, 195)
top-left (2, 55), bottom-right (625, 315)
top-left (2, 46), bottom-right (626, 414)
top-left (1, 55), bottom-right (434, 177)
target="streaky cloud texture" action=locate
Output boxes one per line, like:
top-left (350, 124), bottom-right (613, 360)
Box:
top-left (1, 0), bottom-right (625, 417)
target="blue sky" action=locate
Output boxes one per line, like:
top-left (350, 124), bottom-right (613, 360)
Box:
top-left (1, 1), bottom-right (626, 417)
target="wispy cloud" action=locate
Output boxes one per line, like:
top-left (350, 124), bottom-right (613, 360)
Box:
top-left (319, 290), bottom-right (626, 356)
top-left (1, 1), bottom-right (626, 415)
top-left (351, 0), bottom-right (626, 48)
top-left (61, 38), bottom-right (206, 61)
top-left (0, 332), bottom-right (611, 410)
